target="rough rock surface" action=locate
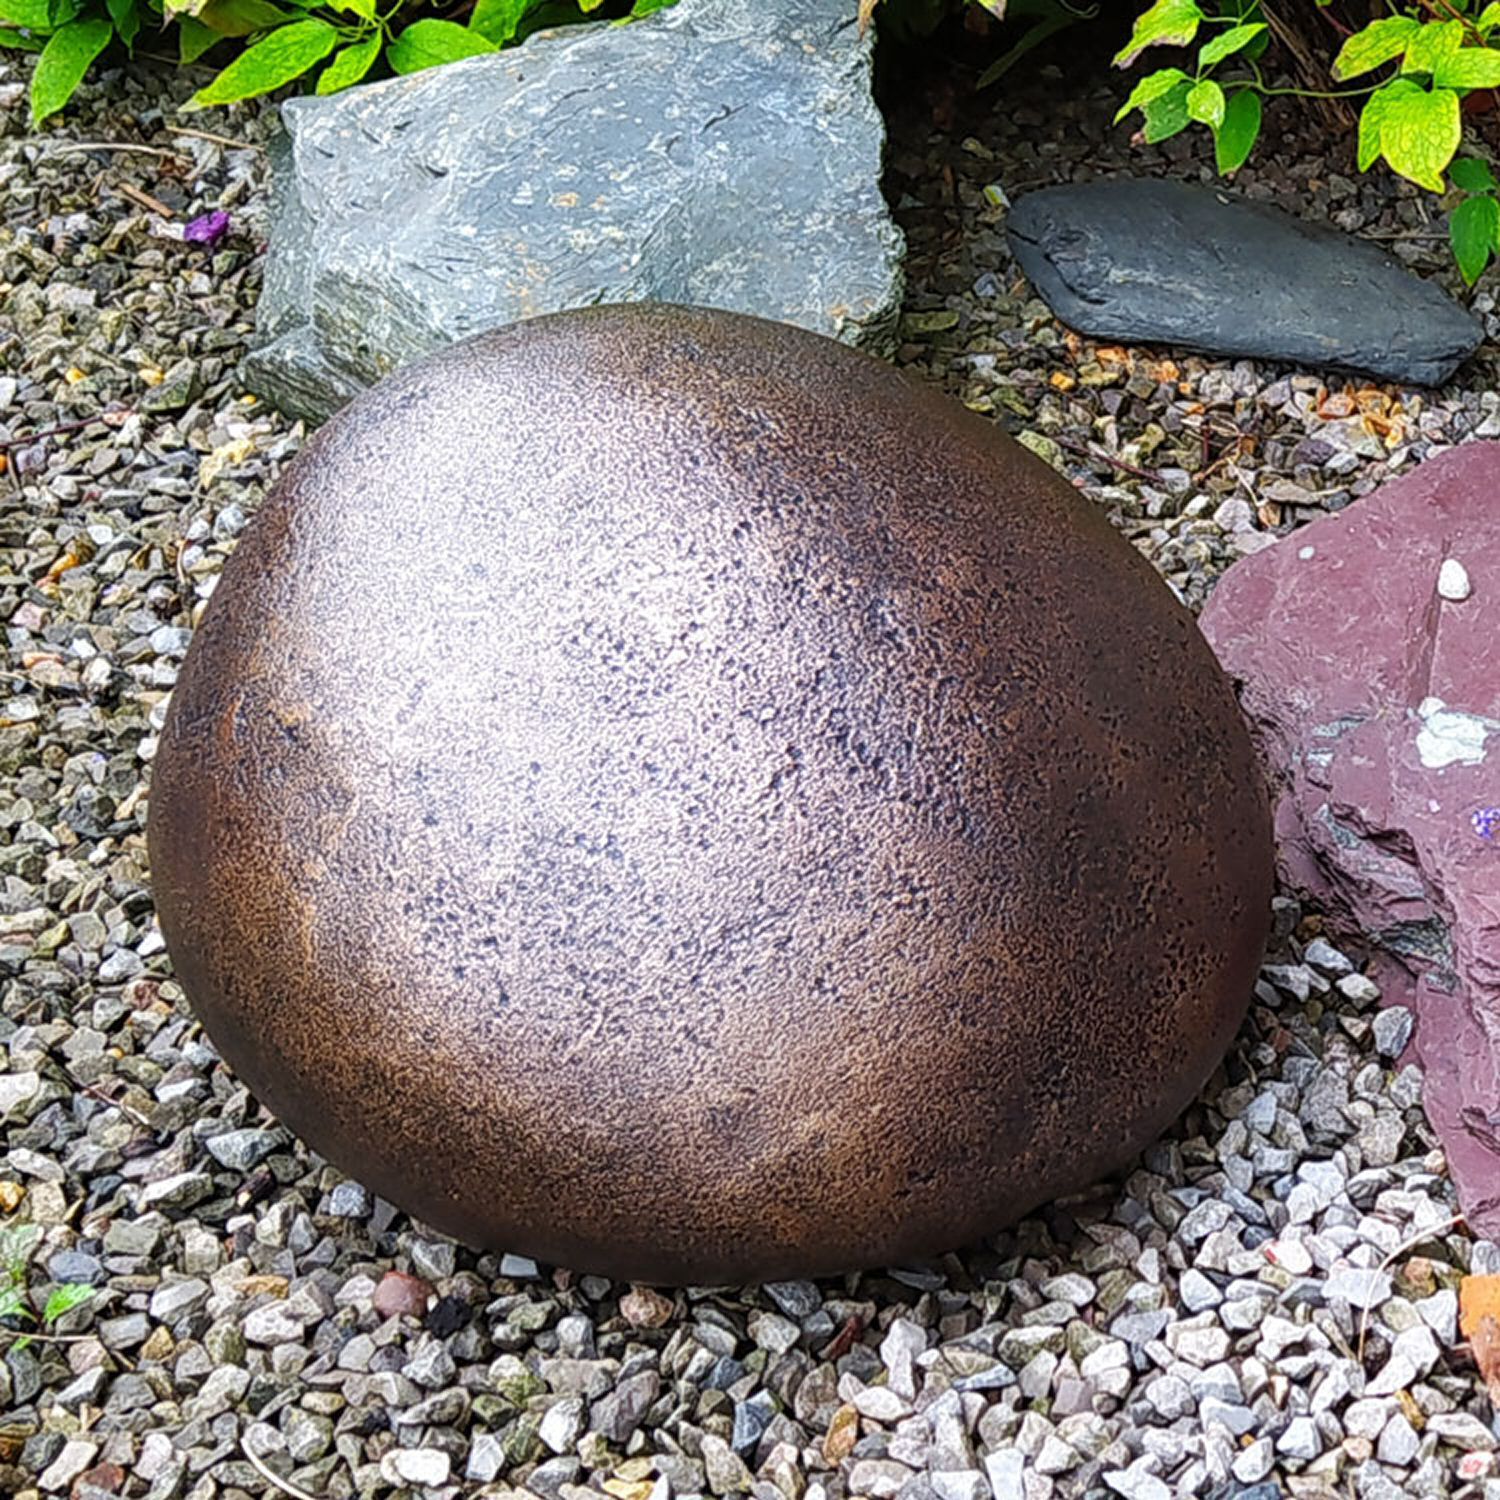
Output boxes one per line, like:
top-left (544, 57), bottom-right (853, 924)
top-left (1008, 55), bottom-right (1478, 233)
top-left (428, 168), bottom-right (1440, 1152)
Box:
top-left (1006, 179), bottom-right (1483, 387)
top-left (154, 304), bottom-right (1271, 1283)
top-left (241, 0), bottom-right (905, 424)
top-left (1201, 442), bottom-right (1500, 1233)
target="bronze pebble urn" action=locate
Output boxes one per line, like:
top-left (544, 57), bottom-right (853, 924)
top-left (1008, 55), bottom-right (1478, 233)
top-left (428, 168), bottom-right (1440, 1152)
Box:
top-left (149, 304), bottom-right (1272, 1283)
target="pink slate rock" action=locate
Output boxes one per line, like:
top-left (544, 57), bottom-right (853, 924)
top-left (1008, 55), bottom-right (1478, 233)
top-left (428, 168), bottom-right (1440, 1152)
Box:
top-left (1200, 443), bottom-right (1500, 1231)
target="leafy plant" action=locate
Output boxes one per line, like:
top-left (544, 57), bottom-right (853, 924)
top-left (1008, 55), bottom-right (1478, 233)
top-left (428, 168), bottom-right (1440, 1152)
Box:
top-left (1114, 0), bottom-right (1500, 283)
top-left (0, 1222), bottom-right (96, 1351)
top-left (865, 0), bottom-right (1098, 86)
top-left (0, 0), bottom-right (676, 127)
top-left (975, 0), bottom-right (1097, 89)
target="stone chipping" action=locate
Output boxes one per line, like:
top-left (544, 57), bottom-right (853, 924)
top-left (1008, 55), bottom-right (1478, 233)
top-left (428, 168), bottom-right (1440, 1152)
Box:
top-left (3, 35), bottom-right (1500, 1500)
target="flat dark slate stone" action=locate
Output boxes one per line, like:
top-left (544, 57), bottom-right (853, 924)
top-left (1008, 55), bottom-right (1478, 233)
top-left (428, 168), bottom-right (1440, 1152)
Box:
top-left (1006, 179), bottom-right (1483, 386)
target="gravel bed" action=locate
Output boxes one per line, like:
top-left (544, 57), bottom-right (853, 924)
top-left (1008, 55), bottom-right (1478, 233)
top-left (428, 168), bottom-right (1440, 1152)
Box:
top-left (3, 41), bottom-right (1500, 1500)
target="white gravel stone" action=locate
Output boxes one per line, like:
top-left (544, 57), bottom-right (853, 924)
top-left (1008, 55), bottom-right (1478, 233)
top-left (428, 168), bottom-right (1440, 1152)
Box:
top-left (1310, 1359), bottom-right (1360, 1414)
top-left (1144, 1374), bottom-right (1194, 1421)
top-left (243, 1302), bottom-right (306, 1345)
top-left (539, 1396), bottom-right (585, 1454)
top-left (0, 1070), bottom-right (41, 1118)
top-left (1039, 1273), bottom-right (1095, 1306)
top-left (1345, 1398), bottom-right (1396, 1439)
top-left (1178, 1269), bottom-right (1222, 1312)
top-left (1303, 937), bottom-right (1354, 973)
top-left (1377, 1414), bottom-right (1421, 1465)
top-left (983, 1449), bottom-right (1025, 1500)
top-left (1263, 963), bottom-right (1314, 1001)
top-left (1438, 557), bottom-right (1472, 601)
top-left (1200, 1396), bottom-right (1256, 1435)
top-left (749, 1310), bottom-right (800, 1353)
top-left (929, 1471), bottom-right (989, 1500)
top-left (1166, 1319), bottom-right (1231, 1367)
top-left (1267, 1238), bottom-right (1313, 1275)
top-left (1034, 1435), bottom-right (1079, 1475)
top-left (1276, 1415), bottom-right (1322, 1461)
top-left (1367, 1324), bottom-right (1441, 1395)
top-left (1337, 972), bottom-right (1382, 1003)
top-left (1189, 1362), bottom-right (1242, 1405)
top-left (40, 1440), bottom-right (98, 1491)
top-left (381, 1448), bottom-right (451, 1487)
top-left (880, 1318), bottom-right (928, 1401)
top-left (1372, 1005), bottom-right (1415, 1058)
top-left (1416, 1287), bottom-right (1458, 1343)
top-left (1426, 1412), bottom-right (1498, 1449)
top-left (1017, 1350), bottom-right (1058, 1400)
top-left (1231, 1437), bottom-right (1276, 1483)
top-left (1103, 1461), bottom-right (1171, 1500)
top-left (1078, 1341), bottom-right (1129, 1380)
top-left (465, 1432), bottom-right (505, 1483)
top-left (850, 1382), bottom-right (912, 1422)
top-left (1324, 1265), bottom-right (1393, 1309)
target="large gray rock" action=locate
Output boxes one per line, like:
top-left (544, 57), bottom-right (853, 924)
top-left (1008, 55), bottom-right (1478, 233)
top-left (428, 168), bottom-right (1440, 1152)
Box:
top-left (1007, 179), bottom-right (1483, 387)
top-left (243, 0), bottom-right (905, 423)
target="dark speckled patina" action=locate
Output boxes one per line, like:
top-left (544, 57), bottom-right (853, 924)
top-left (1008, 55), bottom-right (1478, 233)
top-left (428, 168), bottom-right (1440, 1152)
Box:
top-left (149, 303), bottom-right (1272, 1284)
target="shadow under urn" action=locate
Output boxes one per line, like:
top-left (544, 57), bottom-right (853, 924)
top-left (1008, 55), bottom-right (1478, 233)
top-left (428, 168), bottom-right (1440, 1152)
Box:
top-left (148, 304), bottom-right (1273, 1284)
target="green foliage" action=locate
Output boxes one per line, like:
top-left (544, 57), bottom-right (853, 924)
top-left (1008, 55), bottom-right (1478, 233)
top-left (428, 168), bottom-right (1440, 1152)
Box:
top-left (0, 1221), bottom-right (95, 1352)
top-left (189, 15), bottom-right (339, 105)
top-left (1450, 156), bottom-right (1500, 283)
top-left (387, 16), bottom-right (496, 74)
top-left (1114, 0), bottom-right (1500, 285)
top-left (0, 0), bottom-right (679, 124)
top-left (973, 0), bottom-right (1096, 90)
top-left (31, 13), bottom-right (111, 122)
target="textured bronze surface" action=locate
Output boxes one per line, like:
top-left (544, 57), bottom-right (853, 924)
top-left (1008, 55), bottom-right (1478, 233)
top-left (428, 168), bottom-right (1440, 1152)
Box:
top-left (149, 303), bottom-right (1273, 1284)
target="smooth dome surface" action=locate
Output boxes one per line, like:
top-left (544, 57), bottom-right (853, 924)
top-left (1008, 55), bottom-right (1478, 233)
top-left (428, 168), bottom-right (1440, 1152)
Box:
top-left (149, 303), bottom-right (1272, 1283)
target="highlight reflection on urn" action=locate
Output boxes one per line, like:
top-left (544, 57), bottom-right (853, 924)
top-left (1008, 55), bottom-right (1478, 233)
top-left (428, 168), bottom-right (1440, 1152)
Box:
top-left (148, 303), bottom-right (1272, 1284)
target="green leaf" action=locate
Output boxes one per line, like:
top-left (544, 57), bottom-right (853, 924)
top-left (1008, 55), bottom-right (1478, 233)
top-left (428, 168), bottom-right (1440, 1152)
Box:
top-left (1198, 21), bottom-right (1264, 70)
top-left (1380, 85), bottom-right (1461, 192)
top-left (0, 24), bottom-right (45, 47)
top-left (1434, 46), bottom-right (1500, 90)
top-left (1480, 2), bottom-right (1500, 37)
top-left (0, 1223), bottom-right (41, 1269)
top-left (0, 0), bottom-right (54, 27)
top-left (469, 0), bottom-right (527, 44)
top-left (387, 17), bottom-right (495, 74)
top-left (106, 0), bottom-right (138, 45)
top-left (1332, 16), bottom-right (1419, 80)
top-left (1451, 193), bottom-right (1500, 284)
top-left (1141, 77), bottom-right (1192, 143)
top-left (327, 0), bottom-right (373, 18)
top-left (195, 0), bottom-right (295, 36)
top-left (1214, 87), bottom-right (1261, 172)
top-left (1113, 65), bottom-right (1187, 124)
top-left (316, 30), bottom-right (378, 92)
top-left (1403, 19), bottom-right (1464, 78)
top-left (1357, 77), bottom-right (1422, 172)
top-left (30, 15), bottom-right (111, 124)
top-left (41, 1283), bottom-right (94, 1323)
top-left (1113, 0), bottom-right (1202, 68)
top-left (1186, 77), bottom-right (1224, 129)
top-left (628, 0), bottom-right (675, 15)
top-left (0, 1284), bottom-right (30, 1320)
top-left (1451, 156), bottom-right (1500, 194)
top-left (177, 13), bottom-right (218, 61)
top-left (189, 17), bottom-right (338, 105)
top-left (578, 0), bottom-right (605, 10)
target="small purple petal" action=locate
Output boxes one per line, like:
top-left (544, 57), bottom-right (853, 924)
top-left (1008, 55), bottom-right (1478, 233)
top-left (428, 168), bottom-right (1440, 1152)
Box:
top-left (1473, 806), bottom-right (1500, 840)
top-left (183, 210), bottom-right (231, 247)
